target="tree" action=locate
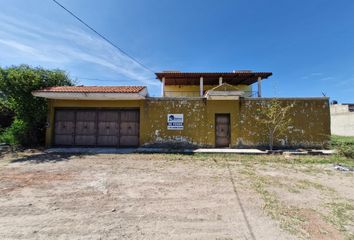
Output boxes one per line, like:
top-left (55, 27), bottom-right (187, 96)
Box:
top-left (0, 65), bottom-right (73, 146)
top-left (256, 99), bottom-right (293, 150)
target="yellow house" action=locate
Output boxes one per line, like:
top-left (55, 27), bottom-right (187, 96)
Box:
top-left (32, 71), bottom-right (330, 148)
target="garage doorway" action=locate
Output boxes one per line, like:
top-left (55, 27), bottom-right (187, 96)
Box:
top-left (215, 114), bottom-right (231, 147)
top-left (54, 109), bottom-right (139, 147)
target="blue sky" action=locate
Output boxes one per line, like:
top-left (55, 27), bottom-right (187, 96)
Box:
top-left (1, 0), bottom-right (353, 101)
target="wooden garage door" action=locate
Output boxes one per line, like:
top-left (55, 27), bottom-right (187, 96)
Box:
top-left (54, 109), bottom-right (139, 147)
top-left (120, 110), bottom-right (139, 147)
top-left (75, 110), bottom-right (97, 146)
top-left (97, 111), bottom-right (119, 146)
top-left (54, 110), bottom-right (75, 146)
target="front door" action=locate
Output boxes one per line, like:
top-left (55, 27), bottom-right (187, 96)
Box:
top-left (215, 114), bottom-right (231, 147)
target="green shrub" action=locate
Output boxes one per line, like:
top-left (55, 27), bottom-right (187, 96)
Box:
top-left (331, 135), bottom-right (354, 159)
top-left (0, 119), bottom-right (27, 146)
top-left (336, 143), bottom-right (354, 159)
top-left (0, 65), bottom-right (73, 146)
top-left (0, 99), bottom-right (14, 129)
top-left (331, 135), bottom-right (354, 147)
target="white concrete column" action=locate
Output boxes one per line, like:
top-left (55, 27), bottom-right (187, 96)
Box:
top-left (219, 76), bottom-right (223, 86)
top-left (200, 77), bottom-right (204, 97)
top-left (257, 76), bottom-right (262, 97)
top-left (161, 77), bottom-right (165, 97)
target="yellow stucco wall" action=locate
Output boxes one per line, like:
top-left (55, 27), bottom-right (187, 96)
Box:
top-left (238, 98), bottom-right (331, 148)
top-left (46, 97), bottom-right (330, 148)
top-left (140, 99), bottom-right (239, 147)
top-left (164, 84), bottom-right (251, 97)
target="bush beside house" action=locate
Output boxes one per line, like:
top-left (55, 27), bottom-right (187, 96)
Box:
top-left (331, 135), bottom-right (354, 159)
top-left (0, 65), bottom-right (73, 147)
top-left (0, 98), bottom-right (14, 129)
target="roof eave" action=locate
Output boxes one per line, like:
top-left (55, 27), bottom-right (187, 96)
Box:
top-left (155, 72), bottom-right (273, 82)
top-left (32, 91), bottom-right (147, 100)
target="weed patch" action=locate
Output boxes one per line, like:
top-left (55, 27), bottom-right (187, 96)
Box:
top-left (243, 165), bottom-right (308, 237)
top-left (326, 201), bottom-right (354, 238)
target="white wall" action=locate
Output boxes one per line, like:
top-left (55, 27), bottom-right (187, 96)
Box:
top-left (330, 105), bottom-right (354, 136)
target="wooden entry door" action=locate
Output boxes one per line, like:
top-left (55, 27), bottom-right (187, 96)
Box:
top-left (215, 114), bottom-right (231, 148)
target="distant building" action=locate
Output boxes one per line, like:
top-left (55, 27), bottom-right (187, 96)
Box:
top-left (330, 103), bottom-right (354, 136)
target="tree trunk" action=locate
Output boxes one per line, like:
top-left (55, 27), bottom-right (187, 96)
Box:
top-left (269, 131), bottom-right (274, 151)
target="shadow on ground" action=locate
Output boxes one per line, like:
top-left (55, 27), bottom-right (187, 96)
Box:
top-left (10, 153), bottom-right (85, 164)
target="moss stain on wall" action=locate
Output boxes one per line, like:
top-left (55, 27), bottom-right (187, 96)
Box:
top-left (238, 98), bottom-right (330, 148)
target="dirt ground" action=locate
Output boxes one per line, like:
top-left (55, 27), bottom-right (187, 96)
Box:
top-left (0, 151), bottom-right (353, 240)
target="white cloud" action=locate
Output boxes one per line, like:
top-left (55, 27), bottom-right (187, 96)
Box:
top-left (310, 72), bottom-right (323, 76)
top-left (318, 76), bottom-right (334, 82)
top-left (337, 78), bottom-right (354, 87)
top-left (0, 13), bottom-right (159, 86)
top-left (300, 72), bottom-right (324, 80)
top-left (0, 39), bottom-right (37, 55)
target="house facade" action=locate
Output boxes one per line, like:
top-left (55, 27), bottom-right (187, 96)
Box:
top-left (32, 71), bottom-right (331, 148)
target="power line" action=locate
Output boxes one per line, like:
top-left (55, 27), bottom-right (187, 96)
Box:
top-left (51, 0), bottom-right (155, 74)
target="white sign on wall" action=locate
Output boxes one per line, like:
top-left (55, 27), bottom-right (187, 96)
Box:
top-left (167, 114), bottom-right (184, 130)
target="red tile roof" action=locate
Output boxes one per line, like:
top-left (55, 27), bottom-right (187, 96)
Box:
top-left (35, 86), bottom-right (146, 93)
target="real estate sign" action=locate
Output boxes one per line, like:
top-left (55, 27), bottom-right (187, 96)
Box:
top-left (167, 114), bottom-right (184, 130)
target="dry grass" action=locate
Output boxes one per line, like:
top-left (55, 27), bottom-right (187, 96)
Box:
top-left (0, 150), bottom-right (353, 239)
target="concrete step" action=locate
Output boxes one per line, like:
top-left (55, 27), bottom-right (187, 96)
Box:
top-left (45, 147), bottom-right (334, 155)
